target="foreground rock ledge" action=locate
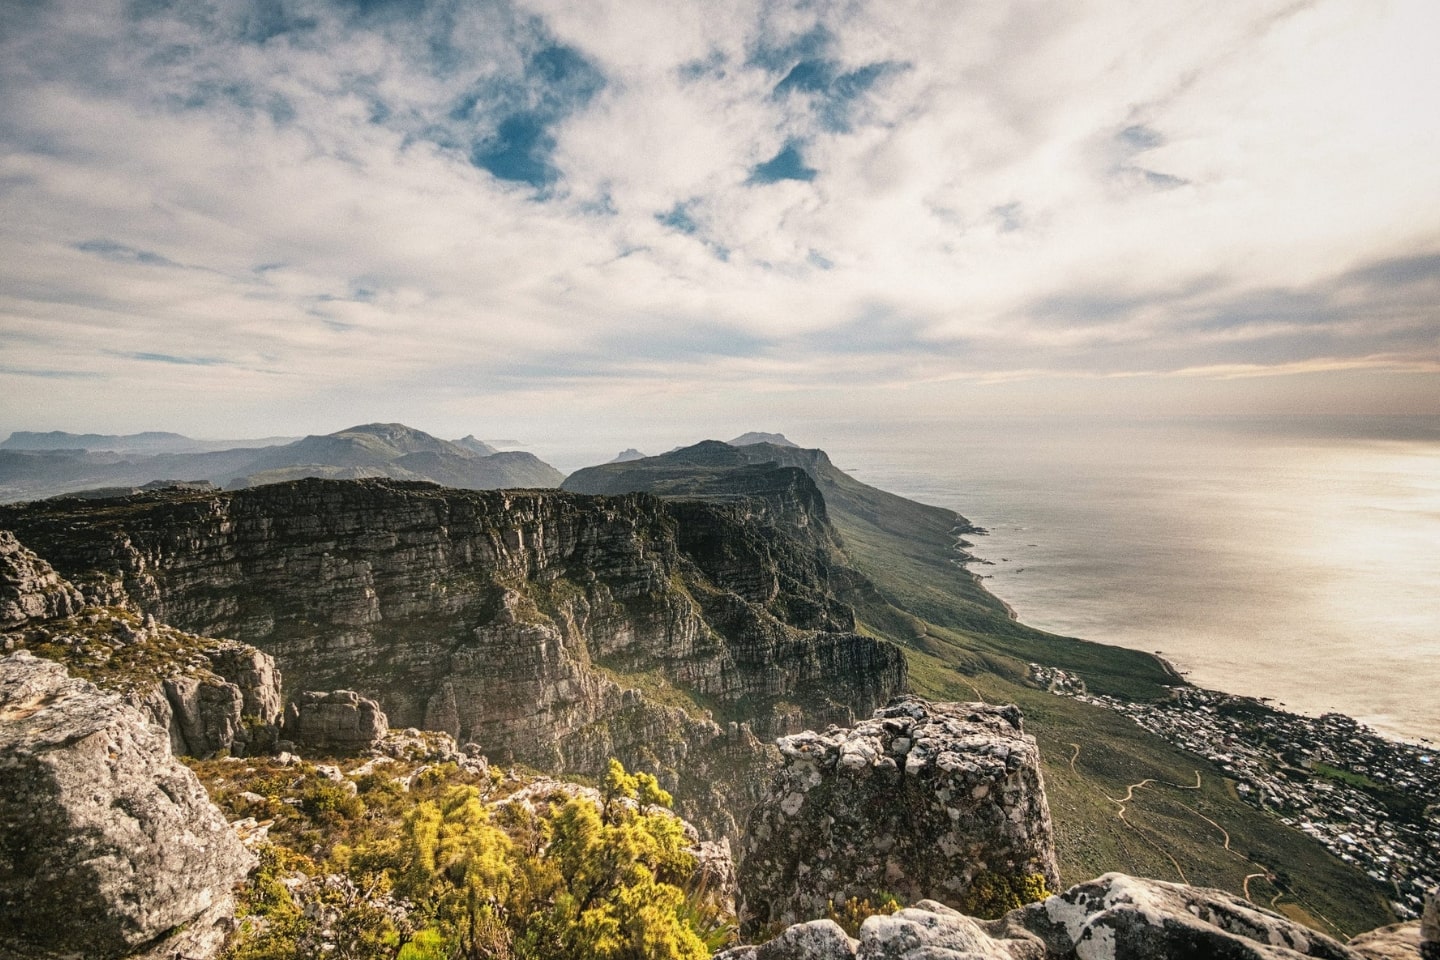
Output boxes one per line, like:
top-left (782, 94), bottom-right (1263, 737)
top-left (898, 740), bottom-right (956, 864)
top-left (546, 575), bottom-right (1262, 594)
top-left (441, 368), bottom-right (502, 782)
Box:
top-left (739, 696), bottom-right (1060, 933)
top-left (0, 650), bottom-right (253, 959)
top-left (722, 872), bottom-right (1418, 960)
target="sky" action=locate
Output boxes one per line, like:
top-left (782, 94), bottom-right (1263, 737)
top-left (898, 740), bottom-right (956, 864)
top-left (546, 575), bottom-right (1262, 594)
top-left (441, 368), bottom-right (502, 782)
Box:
top-left (1, 0), bottom-right (1438, 451)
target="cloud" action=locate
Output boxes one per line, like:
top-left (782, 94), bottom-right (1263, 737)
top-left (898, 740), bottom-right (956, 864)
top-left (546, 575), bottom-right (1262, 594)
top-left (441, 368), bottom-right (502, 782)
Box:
top-left (0, 0), bottom-right (1437, 438)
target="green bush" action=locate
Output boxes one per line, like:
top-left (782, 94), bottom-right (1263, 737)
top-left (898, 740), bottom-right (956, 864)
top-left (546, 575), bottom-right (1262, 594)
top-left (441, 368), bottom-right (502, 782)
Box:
top-left (300, 779), bottom-right (365, 823)
top-left (959, 872), bottom-right (1051, 919)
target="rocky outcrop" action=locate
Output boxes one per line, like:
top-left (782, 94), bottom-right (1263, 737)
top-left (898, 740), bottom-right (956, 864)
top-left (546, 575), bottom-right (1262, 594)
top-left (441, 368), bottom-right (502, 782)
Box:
top-left (724, 873), bottom-right (1386, 960)
top-left (1348, 921), bottom-right (1424, 960)
top-left (739, 697), bottom-right (1059, 934)
top-left (1423, 886), bottom-right (1439, 959)
top-left (4, 601), bottom-right (285, 758)
top-left (0, 529), bottom-right (82, 626)
top-left (285, 689), bottom-right (389, 753)
top-left (123, 638), bottom-right (284, 758)
top-left (1010, 873), bottom-right (1358, 959)
top-left (0, 650), bottom-right (253, 959)
top-left (0, 479), bottom-right (905, 836)
top-left (206, 639), bottom-right (284, 723)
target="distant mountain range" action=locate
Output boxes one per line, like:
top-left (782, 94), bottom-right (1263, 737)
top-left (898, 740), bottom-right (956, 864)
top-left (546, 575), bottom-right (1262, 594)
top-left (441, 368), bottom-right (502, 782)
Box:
top-left (0, 430), bottom-right (301, 455)
top-left (0, 423), bottom-right (562, 502)
top-left (726, 431), bottom-right (798, 447)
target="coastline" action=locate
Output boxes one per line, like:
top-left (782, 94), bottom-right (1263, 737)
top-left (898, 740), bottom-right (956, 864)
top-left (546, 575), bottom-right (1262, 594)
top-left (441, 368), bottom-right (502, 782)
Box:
top-left (947, 519), bottom-right (1021, 622)
top-left (840, 416), bottom-right (1440, 749)
top-left (964, 503), bottom-right (1437, 916)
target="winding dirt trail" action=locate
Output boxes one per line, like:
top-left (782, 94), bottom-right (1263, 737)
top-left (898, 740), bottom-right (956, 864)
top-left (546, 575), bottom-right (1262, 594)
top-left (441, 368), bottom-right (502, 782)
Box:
top-left (1065, 749), bottom-right (1346, 937)
top-left (1105, 778), bottom-right (1188, 884)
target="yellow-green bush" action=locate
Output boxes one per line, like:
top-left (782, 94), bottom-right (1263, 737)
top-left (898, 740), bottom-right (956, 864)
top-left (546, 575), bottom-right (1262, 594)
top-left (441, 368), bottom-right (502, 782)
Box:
top-left (824, 894), bottom-right (901, 937)
top-left (220, 759), bottom-right (729, 960)
top-left (958, 872), bottom-right (1052, 919)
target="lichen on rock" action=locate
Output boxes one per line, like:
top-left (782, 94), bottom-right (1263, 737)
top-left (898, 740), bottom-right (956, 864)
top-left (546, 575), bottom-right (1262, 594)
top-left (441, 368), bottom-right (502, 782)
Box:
top-left (738, 695), bottom-right (1060, 934)
top-left (0, 650), bottom-right (253, 959)
top-left (729, 873), bottom-right (1393, 959)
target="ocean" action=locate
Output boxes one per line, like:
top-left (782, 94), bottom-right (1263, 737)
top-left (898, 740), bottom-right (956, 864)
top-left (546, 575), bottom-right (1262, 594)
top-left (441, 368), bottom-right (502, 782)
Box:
top-left (820, 416), bottom-right (1440, 745)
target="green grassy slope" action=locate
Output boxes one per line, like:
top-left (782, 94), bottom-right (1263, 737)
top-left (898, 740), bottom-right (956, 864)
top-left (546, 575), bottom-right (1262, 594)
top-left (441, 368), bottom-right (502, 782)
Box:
top-left (564, 442), bottom-right (1396, 936)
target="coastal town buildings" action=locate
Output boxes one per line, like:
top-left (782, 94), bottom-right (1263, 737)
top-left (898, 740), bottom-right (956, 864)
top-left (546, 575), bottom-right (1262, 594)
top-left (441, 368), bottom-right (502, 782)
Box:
top-left (1030, 664), bottom-right (1440, 918)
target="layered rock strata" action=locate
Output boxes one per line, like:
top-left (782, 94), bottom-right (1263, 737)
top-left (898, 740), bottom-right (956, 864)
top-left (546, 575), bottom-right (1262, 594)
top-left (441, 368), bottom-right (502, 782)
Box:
top-left (3, 532), bottom-right (286, 758)
top-left (724, 873), bottom-right (1393, 960)
top-left (0, 650), bottom-right (253, 959)
top-left (0, 479), bottom-right (906, 836)
top-left (738, 696), bottom-right (1059, 933)
top-left (0, 528), bottom-right (82, 626)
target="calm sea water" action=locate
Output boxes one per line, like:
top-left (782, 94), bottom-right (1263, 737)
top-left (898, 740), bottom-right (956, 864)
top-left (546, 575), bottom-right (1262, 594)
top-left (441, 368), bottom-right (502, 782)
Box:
top-left (820, 417), bottom-right (1440, 745)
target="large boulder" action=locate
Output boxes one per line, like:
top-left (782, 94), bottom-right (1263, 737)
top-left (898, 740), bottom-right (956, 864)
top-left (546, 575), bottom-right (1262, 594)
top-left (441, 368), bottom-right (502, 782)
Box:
top-left (1010, 872), bottom-right (1358, 959)
top-left (0, 650), bottom-right (253, 959)
top-left (143, 640), bottom-right (284, 757)
top-left (0, 529), bottom-right (83, 627)
top-left (725, 874), bottom-right (1379, 959)
top-left (285, 689), bottom-right (389, 753)
top-left (1348, 921), bottom-right (1423, 960)
top-left (205, 639), bottom-right (284, 724)
top-left (738, 696), bottom-right (1059, 933)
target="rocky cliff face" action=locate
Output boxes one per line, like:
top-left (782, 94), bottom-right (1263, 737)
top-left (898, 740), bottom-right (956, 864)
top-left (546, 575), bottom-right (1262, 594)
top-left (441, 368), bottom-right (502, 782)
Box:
top-left (2, 531), bottom-right (285, 759)
top-left (0, 650), bottom-right (253, 959)
top-left (0, 529), bottom-right (83, 626)
top-left (0, 479), bottom-right (906, 836)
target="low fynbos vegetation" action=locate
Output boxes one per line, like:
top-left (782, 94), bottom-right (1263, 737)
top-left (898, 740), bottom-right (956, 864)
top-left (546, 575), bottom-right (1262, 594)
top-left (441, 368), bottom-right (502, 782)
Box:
top-left (958, 872), bottom-right (1052, 919)
top-left (194, 756), bottom-right (731, 960)
top-left (824, 894), bottom-right (900, 937)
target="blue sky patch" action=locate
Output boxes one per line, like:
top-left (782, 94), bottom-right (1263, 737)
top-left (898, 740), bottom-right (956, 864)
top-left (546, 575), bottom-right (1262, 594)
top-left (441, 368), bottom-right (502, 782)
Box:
top-left (748, 25), bottom-right (831, 73)
top-left (749, 143), bottom-right (817, 184)
top-left (232, 0), bottom-right (318, 44)
top-left (458, 43), bottom-right (605, 188)
top-left (472, 112), bottom-right (557, 186)
top-left (656, 201), bottom-right (700, 235)
top-left (773, 58), bottom-right (902, 131)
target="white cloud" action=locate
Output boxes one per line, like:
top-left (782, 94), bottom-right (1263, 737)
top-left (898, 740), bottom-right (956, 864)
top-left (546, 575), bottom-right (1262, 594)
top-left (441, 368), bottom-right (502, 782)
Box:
top-left (0, 0), bottom-right (1436, 438)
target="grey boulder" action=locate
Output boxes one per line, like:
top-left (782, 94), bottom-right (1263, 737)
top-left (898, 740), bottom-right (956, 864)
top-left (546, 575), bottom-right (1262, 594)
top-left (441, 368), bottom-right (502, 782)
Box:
top-left (0, 650), bottom-right (253, 959)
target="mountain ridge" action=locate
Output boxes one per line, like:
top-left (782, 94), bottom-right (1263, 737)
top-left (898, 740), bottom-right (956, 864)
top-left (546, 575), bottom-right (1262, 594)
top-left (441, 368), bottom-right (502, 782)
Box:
top-left (0, 422), bottom-right (560, 501)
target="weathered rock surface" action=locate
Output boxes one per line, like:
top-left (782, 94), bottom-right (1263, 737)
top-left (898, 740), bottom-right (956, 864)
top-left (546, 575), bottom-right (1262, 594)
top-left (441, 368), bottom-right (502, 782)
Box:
top-left (0, 479), bottom-right (905, 836)
top-left (285, 689), bottom-right (389, 753)
top-left (1010, 873), bottom-right (1358, 959)
top-left (0, 529), bottom-right (82, 626)
top-left (0, 650), bottom-right (253, 959)
top-left (1422, 886), bottom-right (1439, 959)
top-left (116, 638), bottom-right (283, 758)
top-left (726, 874), bottom-right (1386, 960)
top-left (739, 696), bottom-right (1059, 933)
top-left (4, 600), bottom-right (285, 758)
top-left (206, 639), bottom-right (284, 723)
top-left (718, 919), bottom-right (861, 960)
top-left (1348, 921), bottom-right (1424, 960)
